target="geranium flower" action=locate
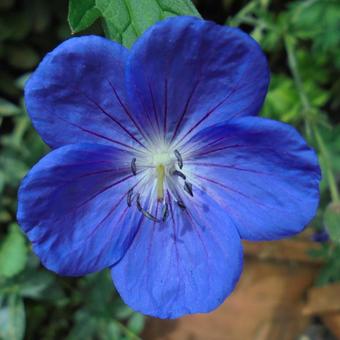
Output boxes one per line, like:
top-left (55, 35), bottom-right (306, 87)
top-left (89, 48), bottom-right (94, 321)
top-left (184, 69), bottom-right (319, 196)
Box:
top-left (17, 16), bottom-right (320, 318)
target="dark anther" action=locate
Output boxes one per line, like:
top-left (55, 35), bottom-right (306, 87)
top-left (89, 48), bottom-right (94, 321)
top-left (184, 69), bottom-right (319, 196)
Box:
top-left (184, 181), bottom-right (193, 197)
top-left (162, 203), bottom-right (169, 222)
top-left (142, 210), bottom-right (161, 223)
top-left (127, 188), bottom-right (133, 207)
top-left (177, 199), bottom-right (186, 210)
top-left (172, 170), bottom-right (186, 180)
top-left (174, 149), bottom-right (183, 169)
top-left (136, 194), bottom-right (143, 212)
top-left (131, 158), bottom-right (137, 176)
top-left (136, 194), bottom-right (162, 223)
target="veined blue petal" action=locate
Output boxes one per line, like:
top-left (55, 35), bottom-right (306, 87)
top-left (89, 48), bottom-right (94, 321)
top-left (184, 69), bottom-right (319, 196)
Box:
top-left (111, 187), bottom-right (243, 319)
top-left (25, 36), bottom-right (149, 152)
top-left (127, 16), bottom-right (269, 145)
top-left (185, 117), bottom-right (321, 241)
top-left (17, 143), bottom-right (144, 276)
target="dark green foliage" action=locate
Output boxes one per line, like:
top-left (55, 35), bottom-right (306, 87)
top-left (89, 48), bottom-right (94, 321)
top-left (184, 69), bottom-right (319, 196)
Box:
top-left (68, 0), bottom-right (201, 47)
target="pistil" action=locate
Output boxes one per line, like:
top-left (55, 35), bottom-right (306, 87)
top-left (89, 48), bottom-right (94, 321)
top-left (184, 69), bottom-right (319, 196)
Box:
top-left (156, 164), bottom-right (165, 202)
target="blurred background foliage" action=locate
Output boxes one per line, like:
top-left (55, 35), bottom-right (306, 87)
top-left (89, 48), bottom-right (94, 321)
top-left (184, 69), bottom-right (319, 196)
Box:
top-left (0, 0), bottom-right (339, 339)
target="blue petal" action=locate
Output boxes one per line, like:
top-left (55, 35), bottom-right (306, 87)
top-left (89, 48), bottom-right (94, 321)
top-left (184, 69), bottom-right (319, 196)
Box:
top-left (127, 16), bottom-right (269, 144)
top-left (25, 36), bottom-right (148, 152)
top-left (185, 117), bottom-right (321, 241)
top-left (111, 187), bottom-right (243, 319)
top-left (17, 143), bottom-right (144, 276)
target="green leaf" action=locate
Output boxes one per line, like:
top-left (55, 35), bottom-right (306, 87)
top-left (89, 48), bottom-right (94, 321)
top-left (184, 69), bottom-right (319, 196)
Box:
top-left (0, 294), bottom-right (25, 340)
top-left (0, 224), bottom-right (27, 278)
top-left (68, 0), bottom-right (200, 47)
top-left (324, 202), bottom-right (340, 243)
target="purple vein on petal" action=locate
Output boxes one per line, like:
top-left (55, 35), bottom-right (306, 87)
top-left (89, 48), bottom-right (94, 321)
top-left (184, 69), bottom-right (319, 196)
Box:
top-left (107, 80), bottom-right (150, 143)
top-left (170, 80), bottom-right (200, 144)
top-left (192, 144), bottom-right (245, 158)
top-left (148, 83), bottom-right (161, 132)
top-left (163, 79), bottom-right (168, 138)
top-left (82, 92), bottom-right (149, 150)
top-left (194, 173), bottom-right (272, 209)
top-left (76, 178), bottom-right (144, 251)
top-left (195, 144), bottom-right (289, 159)
top-left (76, 168), bottom-right (130, 179)
top-left (185, 162), bottom-right (274, 176)
top-left (175, 86), bottom-right (239, 147)
top-left (55, 114), bottom-right (141, 153)
top-left (91, 204), bottom-right (131, 268)
top-left (182, 134), bottom-right (234, 156)
top-left (77, 172), bottom-right (145, 210)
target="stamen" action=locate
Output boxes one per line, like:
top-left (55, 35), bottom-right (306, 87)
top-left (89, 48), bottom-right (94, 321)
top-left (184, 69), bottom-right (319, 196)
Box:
top-left (184, 181), bottom-right (193, 197)
top-left (136, 194), bottom-right (161, 223)
top-left (142, 210), bottom-right (161, 223)
top-left (127, 188), bottom-right (133, 207)
top-left (136, 194), bottom-right (143, 212)
top-left (174, 149), bottom-right (183, 169)
top-left (162, 203), bottom-right (169, 222)
top-left (131, 158), bottom-right (137, 176)
top-left (172, 170), bottom-right (186, 180)
top-left (177, 199), bottom-right (186, 210)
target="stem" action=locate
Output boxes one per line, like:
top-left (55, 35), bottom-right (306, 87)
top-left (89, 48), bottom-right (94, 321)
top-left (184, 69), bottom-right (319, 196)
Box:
top-left (314, 127), bottom-right (340, 202)
top-left (284, 34), bottom-right (339, 202)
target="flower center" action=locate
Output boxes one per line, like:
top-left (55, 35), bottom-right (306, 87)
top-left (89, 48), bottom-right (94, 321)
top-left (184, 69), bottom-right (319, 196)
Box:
top-left (128, 148), bottom-right (193, 223)
top-left (152, 151), bottom-right (172, 166)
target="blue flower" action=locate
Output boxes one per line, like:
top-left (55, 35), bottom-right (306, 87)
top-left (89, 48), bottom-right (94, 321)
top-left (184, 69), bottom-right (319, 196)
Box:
top-left (17, 16), bottom-right (320, 318)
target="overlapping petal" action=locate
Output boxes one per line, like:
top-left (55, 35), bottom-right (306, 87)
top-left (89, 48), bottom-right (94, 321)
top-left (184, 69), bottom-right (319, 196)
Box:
top-left (126, 16), bottom-right (269, 145)
top-left (25, 36), bottom-right (149, 152)
top-left (111, 187), bottom-right (243, 319)
top-left (185, 117), bottom-right (321, 240)
top-left (17, 143), bottom-right (145, 275)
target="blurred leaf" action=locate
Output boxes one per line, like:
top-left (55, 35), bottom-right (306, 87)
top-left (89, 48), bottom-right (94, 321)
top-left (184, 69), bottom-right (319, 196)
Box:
top-left (15, 73), bottom-right (31, 90)
top-left (0, 210), bottom-right (11, 224)
top-left (0, 294), bottom-right (25, 340)
top-left (19, 272), bottom-right (54, 299)
top-left (324, 202), bottom-right (340, 243)
top-left (0, 154), bottom-right (28, 188)
top-left (6, 45), bottom-right (39, 70)
top-left (319, 125), bottom-right (340, 174)
top-left (0, 224), bottom-right (27, 279)
top-left (106, 321), bottom-right (120, 339)
top-left (316, 246), bottom-right (340, 286)
top-left (68, 0), bottom-right (201, 47)
top-left (0, 98), bottom-right (20, 117)
top-left (289, 0), bottom-right (340, 58)
top-left (67, 310), bottom-right (96, 340)
top-left (0, 12), bottom-right (31, 41)
top-left (261, 74), bottom-right (301, 123)
top-left (0, 71), bottom-right (20, 96)
top-left (114, 304), bottom-right (134, 320)
top-left (30, 0), bottom-right (51, 33)
top-left (127, 313), bottom-right (145, 334)
top-left (0, 0), bottom-right (15, 10)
